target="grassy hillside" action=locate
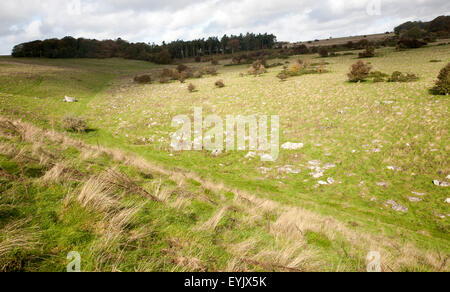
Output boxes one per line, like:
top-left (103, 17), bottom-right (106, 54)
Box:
top-left (0, 42), bottom-right (448, 271)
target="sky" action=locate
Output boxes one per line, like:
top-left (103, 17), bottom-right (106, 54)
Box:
top-left (0, 0), bottom-right (449, 55)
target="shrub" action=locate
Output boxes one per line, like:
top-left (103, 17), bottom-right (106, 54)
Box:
top-left (359, 47), bottom-right (375, 58)
top-left (431, 63), bottom-right (450, 95)
top-left (62, 117), bottom-right (88, 133)
top-left (369, 71), bottom-right (389, 82)
top-left (171, 69), bottom-right (181, 81)
top-left (215, 80), bottom-right (225, 88)
top-left (159, 76), bottom-right (170, 84)
top-left (211, 59), bottom-right (219, 65)
top-left (277, 73), bottom-right (288, 81)
top-left (188, 83), bottom-right (196, 92)
top-left (205, 67), bottom-right (218, 76)
top-left (154, 49), bottom-right (171, 64)
top-left (179, 72), bottom-right (187, 83)
top-left (177, 64), bottom-right (188, 72)
top-left (248, 59), bottom-right (267, 76)
top-left (318, 48), bottom-right (329, 57)
top-left (193, 71), bottom-right (203, 78)
top-left (397, 38), bottom-right (427, 49)
top-left (133, 74), bottom-right (152, 84)
top-left (388, 71), bottom-right (419, 82)
top-left (347, 61), bottom-right (372, 82)
top-left (160, 68), bottom-right (172, 78)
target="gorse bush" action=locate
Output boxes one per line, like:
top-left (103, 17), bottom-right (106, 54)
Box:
top-left (431, 62), bottom-right (450, 95)
top-left (318, 48), bottom-right (329, 57)
top-left (215, 80), bottom-right (225, 88)
top-left (248, 59), bottom-right (267, 76)
top-left (388, 71), bottom-right (419, 82)
top-left (62, 117), bottom-right (88, 133)
top-left (188, 83), bottom-right (196, 92)
top-left (347, 61), bottom-right (372, 82)
top-left (359, 47), bottom-right (375, 58)
top-left (133, 74), bottom-right (152, 84)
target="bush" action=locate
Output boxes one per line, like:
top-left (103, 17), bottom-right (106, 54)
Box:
top-left (154, 49), bottom-right (171, 64)
top-left (388, 71), bottom-right (419, 82)
top-left (397, 38), bottom-right (427, 49)
top-left (215, 80), bottom-right (225, 88)
top-left (159, 76), bottom-right (170, 84)
top-left (318, 48), bottom-right (329, 57)
top-left (431, 62), bottom-right (450, 95)
top-left (179, 72), bottom-right (187, 83)
top-left (277, 73), bottom-right (288, 81)
top-left (177, 64), bottom-right (188, 72)
top-left (369, 71), bottom-right (389, 82)
top-left (193, 71), bottom-right (203, 78)
top-left (211, 59), bottom-right (219, 65)
top-left (205, 67), bottom-right (218, 76)
top-left (62, 117), bottom-right (88, 133)
top-left (359, 47), bottom-right (375, 58)
top-left (133, 74), bottom-right (152, 84)
top-left (188, 83), bottom-right (196, 92)
top-left (347, 61), bottom-right (372, 82)
top-left (248, 59), bottom-right (267, 76)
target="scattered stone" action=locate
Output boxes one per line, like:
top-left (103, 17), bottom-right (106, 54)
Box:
top-left (64, 96), bottom-right (78, 103)
top-left (211, 149), bottom-right (222, 157)
top-left (277, 165), bottom-right (300, 174)
top-left (376, 182), bottom-right (389, 188)
top-left (323, 163), bottom-right (336, 170)
top-left (308, 160), bottom-right (321, 166)
top-left (411, 191), bottom-right (426, 196)
top-left (318, 181), bottom-right (328, 185)
top-left (245, 152), bottom-right (256, 159)
top-left (281, 142), bottom-right (304, 150)
top-left (327, 177), bottom-right (335, 184)
top-left (260, 154), bottom-right (275, 161)
top-left (372, 148), bottom-right (382, 153)
top-left (387, 166), bottom-right (402, 171)
top-left (445, 198), bottom-right (450, 204)
top-left (311, 171), bottom-right (324, 179)
top-left (408, 197), bottom-right (422, 202)
top-left (447, 175), bottom-right (450, 180)
top-left (386, 200), bottom-right (408, 213)
top-left (437, 214), bottom-right (446, 219)
top-left (259, 167), bottom-right (272, 174)
top-left (433, 180), bottom-right (450, 187)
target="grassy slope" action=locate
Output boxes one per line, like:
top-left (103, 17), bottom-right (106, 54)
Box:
top-left (0, 44), bottom-right (448, 271)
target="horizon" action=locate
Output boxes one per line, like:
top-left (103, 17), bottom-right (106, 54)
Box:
top-left (1, 0), bottom-right (449, 55)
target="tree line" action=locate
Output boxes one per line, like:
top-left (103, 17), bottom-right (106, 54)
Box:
top-left (11, 33), bottom-right (277, 64)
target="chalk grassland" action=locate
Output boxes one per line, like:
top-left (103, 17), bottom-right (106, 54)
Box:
top-left (0, 42), bottom-right (448, 271)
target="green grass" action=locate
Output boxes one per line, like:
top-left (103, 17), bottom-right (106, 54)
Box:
top-left (0, 43), bottom-right (449, 271)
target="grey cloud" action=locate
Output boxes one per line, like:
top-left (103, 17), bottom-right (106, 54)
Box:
top-left (0, 0), bottom-right (449, 54)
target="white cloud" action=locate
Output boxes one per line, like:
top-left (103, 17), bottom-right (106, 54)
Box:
top-left (0, 0), bottom-right (449, 54)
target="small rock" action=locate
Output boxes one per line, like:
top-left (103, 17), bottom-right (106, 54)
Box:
top-left (308, 160), bottom-right (321, 166)
top-left (278, 165), bottom-right (300, 174)
top-left (433, 180), bottom-right (450, 187)
top-left (327, 177), bottom-right (335, 184)
top-left (386, 200), bottom-right (408, 213)
top-left (211, 149), bottom-right (222, 157)
top-left (260, 154), bottom-right (275, 161)
top-left (445, 198), bottom-right (450, 204)
top-left (281, 142), bottom-right (304, 150)
top-left (387, 166), bottom-right (401, 171)
top-left (408, 197), bottom-right (422, 202)
top-left (318, 181), bottom-right (328, 185)
top-left (245, 152), bottom-right (256, 159)
top-left (411, 191), bottom-right (426, 196)
top-left (64, 96), bottom-right (78, 103)
top-left (323, 163), bottom-right (336, 170)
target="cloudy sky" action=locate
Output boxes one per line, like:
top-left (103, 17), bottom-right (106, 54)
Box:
top-left (0, 0), bottom-right (449, 54)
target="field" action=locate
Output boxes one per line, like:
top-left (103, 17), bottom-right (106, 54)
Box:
top-left (0, 43), bottom-right (449, 272)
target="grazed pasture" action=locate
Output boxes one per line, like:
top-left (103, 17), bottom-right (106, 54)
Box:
top-left (0, 43), bottom-right (448, 271)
